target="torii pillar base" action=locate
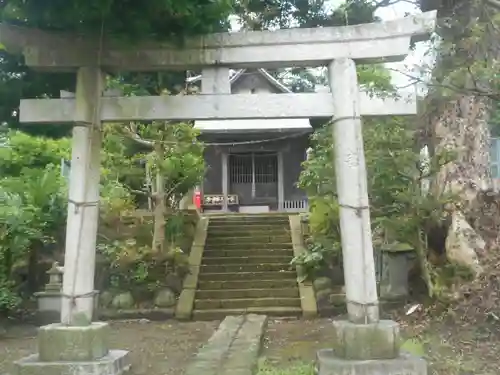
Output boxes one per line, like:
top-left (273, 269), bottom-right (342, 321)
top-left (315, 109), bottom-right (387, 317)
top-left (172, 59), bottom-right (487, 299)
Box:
top-left (315, 320), bottom-right (427, 375)
top-left (13, 323), bottom-right (130, 375)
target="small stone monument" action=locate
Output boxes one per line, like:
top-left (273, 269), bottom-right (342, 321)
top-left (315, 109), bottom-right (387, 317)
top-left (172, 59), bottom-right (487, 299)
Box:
top-left (34, 262), bottom-right (100, 326)
top-left (379, 242), bottom-right (414, 300)
top-left (34, 262), bottom-right (64, 325)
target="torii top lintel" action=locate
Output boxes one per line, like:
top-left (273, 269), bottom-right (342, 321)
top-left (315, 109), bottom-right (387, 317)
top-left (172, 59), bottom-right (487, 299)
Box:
top-left (0, 11), bottom-right (436, 72)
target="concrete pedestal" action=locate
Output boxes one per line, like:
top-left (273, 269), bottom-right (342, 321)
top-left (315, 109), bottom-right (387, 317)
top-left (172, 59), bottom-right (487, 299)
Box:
top-left (331, 320), bottom-right (400, 360)
top-left (316, 320), bottom-right (427, 375)
top-left (316, 349), bottom-right (427, 375)
top-left (14, 322), bottom-right (130, 375)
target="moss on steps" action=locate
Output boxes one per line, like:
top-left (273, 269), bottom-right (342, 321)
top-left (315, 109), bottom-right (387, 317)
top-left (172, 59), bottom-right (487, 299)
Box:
top-left (191, 214), bottom-right (304, 320)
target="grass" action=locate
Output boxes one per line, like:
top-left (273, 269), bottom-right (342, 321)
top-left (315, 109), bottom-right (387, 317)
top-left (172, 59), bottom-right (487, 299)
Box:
top-left (256, 359), bottom-right (315, 375)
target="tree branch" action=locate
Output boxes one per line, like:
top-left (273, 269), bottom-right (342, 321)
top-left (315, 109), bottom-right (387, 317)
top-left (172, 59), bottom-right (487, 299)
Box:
top-left (131, 189), bottom-right (153, 197)
top-left (388, 67), bottom-right (500, 100)
top-left (123, 122), bottom-right (154, 147)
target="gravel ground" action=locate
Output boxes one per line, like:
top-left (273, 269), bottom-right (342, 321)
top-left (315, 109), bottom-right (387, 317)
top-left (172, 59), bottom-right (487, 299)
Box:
top-left (0, 320), bottom-right (220, 375)
top-left (3, 314), bottom-right (497, 375)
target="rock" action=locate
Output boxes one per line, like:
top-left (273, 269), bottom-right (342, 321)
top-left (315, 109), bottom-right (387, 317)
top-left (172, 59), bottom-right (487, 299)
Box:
top-left (154, 288), bottom-right (177, 307)
top-left (329, 292), bottom-right (345, 306)
top-left (329, 265), bottom-right (345, 285)
top-left (315, 288), bottom-right (333, 308)
top-left (445, 211), bottom-right (484, 276)
top-left (313, 277), bottom-right (333, 292)
top-left (111, 292), bottom-right (134, 309)
top-left (165, 273), bottom-right (183, 295)
top-left (99, 290), bottom-right (114, 308)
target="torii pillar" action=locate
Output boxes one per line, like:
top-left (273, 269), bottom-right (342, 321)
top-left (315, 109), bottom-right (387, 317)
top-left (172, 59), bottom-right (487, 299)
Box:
top-left (14, 67), bottom-right (131, 375)
top-left (314, 60), bottom-right (427, 374)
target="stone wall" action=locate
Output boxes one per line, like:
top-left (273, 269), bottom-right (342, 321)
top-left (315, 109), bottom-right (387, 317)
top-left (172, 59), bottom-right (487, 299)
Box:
top-left (96, 211), bottom-right (199, 315)
top-left (20, 210), bottom-right (199, 324)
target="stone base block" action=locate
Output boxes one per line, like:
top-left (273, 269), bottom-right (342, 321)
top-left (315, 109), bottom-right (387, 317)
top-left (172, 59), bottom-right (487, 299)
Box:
top-left (36, 310), bottom-right (61, 327)
top-left (332, 320), bottom-right (399, 360)
top-left (14, 350), bottom-right (130, 375)
top-left (38, 322), bottom-right (109, 362)
top-left (316, 349), bottom-right (427, 375)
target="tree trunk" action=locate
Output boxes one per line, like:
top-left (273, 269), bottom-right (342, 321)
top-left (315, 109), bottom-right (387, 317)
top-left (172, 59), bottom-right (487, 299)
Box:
top-left (152, 144), bottom-right (166, 253)
top-left (429, 96), bottom-right (492, 202)
top-left (27, 241), bottom-right (41, 293)
top-left (424, 1), bottom-right (500, 257)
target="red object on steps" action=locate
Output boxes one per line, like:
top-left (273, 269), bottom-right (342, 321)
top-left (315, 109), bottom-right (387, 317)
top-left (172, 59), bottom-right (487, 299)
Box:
top-left (193, 187), bottom-right (202, 210)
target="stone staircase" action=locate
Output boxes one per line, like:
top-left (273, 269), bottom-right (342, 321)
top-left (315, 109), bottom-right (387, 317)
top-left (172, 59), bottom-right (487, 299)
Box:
top-left (193, 214), bottom-right (302, 320)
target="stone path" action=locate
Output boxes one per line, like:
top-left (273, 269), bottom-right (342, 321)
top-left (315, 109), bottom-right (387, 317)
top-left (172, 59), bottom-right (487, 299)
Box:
top-left (185, 314), bottom-right (267, 375)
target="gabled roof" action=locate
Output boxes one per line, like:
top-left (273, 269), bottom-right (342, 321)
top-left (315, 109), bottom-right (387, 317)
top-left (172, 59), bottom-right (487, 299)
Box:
top-left (186, 68), bottom-right (291, 93)
top-left (188, 68), bottom-right (312, 134)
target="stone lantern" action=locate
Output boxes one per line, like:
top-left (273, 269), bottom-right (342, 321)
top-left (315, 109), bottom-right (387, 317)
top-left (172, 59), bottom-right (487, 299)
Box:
top-left (34, 262), bottom-right (64, 325)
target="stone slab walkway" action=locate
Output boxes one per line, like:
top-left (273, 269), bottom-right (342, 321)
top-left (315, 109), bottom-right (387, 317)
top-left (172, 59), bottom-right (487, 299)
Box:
top-left (185, 314), bottom-right (268, 375)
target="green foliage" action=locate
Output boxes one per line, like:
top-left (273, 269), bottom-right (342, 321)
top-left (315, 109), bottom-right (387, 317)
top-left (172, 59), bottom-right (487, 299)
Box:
top-left (296, 116), bottom-right (454, 286)
top-left (123, 120), bottom-right (205, 207)
top-left (0, 165), bottom-right (67, 312)
top-left (401, 338), bottom-right (426, 357)
top-left (0, 130), bottom-right (70, 176)
top-left (291, 237), bottom-right (339, 281)
top-left (97, 239), bottom-right (155, 291)
top-left (235, 0), bottom-right (378, 30)
top-left (100, 179), bottom-right (136, 222)
top-left (97, 238), bottom-right (189, 293)
top-left (257, 360), bottom-right (314, 375)
top-left (2, 0), bottom-right (233, 41)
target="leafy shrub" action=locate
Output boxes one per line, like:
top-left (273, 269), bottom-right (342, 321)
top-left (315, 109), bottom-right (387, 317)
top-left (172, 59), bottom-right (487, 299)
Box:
top-left (0, 165), bottom-right (67, 312)
top-left (296, 116), bottom-right (454, 292)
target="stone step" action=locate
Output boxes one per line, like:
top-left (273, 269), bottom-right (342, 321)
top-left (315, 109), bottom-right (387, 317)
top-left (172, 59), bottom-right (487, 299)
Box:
top-left (196, 288), bottom-right (300, 300)
top-left (200, 263), bottom-right (292, 273)
top-left (202, 256), bottom-right (293, 265)
top-left (202, 249), bottom-right (294, 258)
top-left (204, 242), bottom-right (293, 250)
top-left (198, 271), bottom-right (297, 281)
top-left (192, 306), bottom-right (302, 321)
top-left (197, 279), bottom-right (298, 290)
top-left (208, 214), bottom-right (290, 222)
top-left (204, 235), bottom-right (292, 245)
top-left (208, 218), bottom-right (290, 228)
top-left (194, 297), bottom-right (301, 310)
top-left (207, 224), bottom-right (290, 232)
top-left (208, 222), bottom-right (289, 229)
top-left (206, 229), bottom-right (289, 238)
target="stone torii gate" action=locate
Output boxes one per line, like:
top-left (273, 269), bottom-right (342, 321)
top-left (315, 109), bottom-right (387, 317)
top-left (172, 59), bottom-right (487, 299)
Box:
top-left (2, 11), bottom-right (436, 375)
